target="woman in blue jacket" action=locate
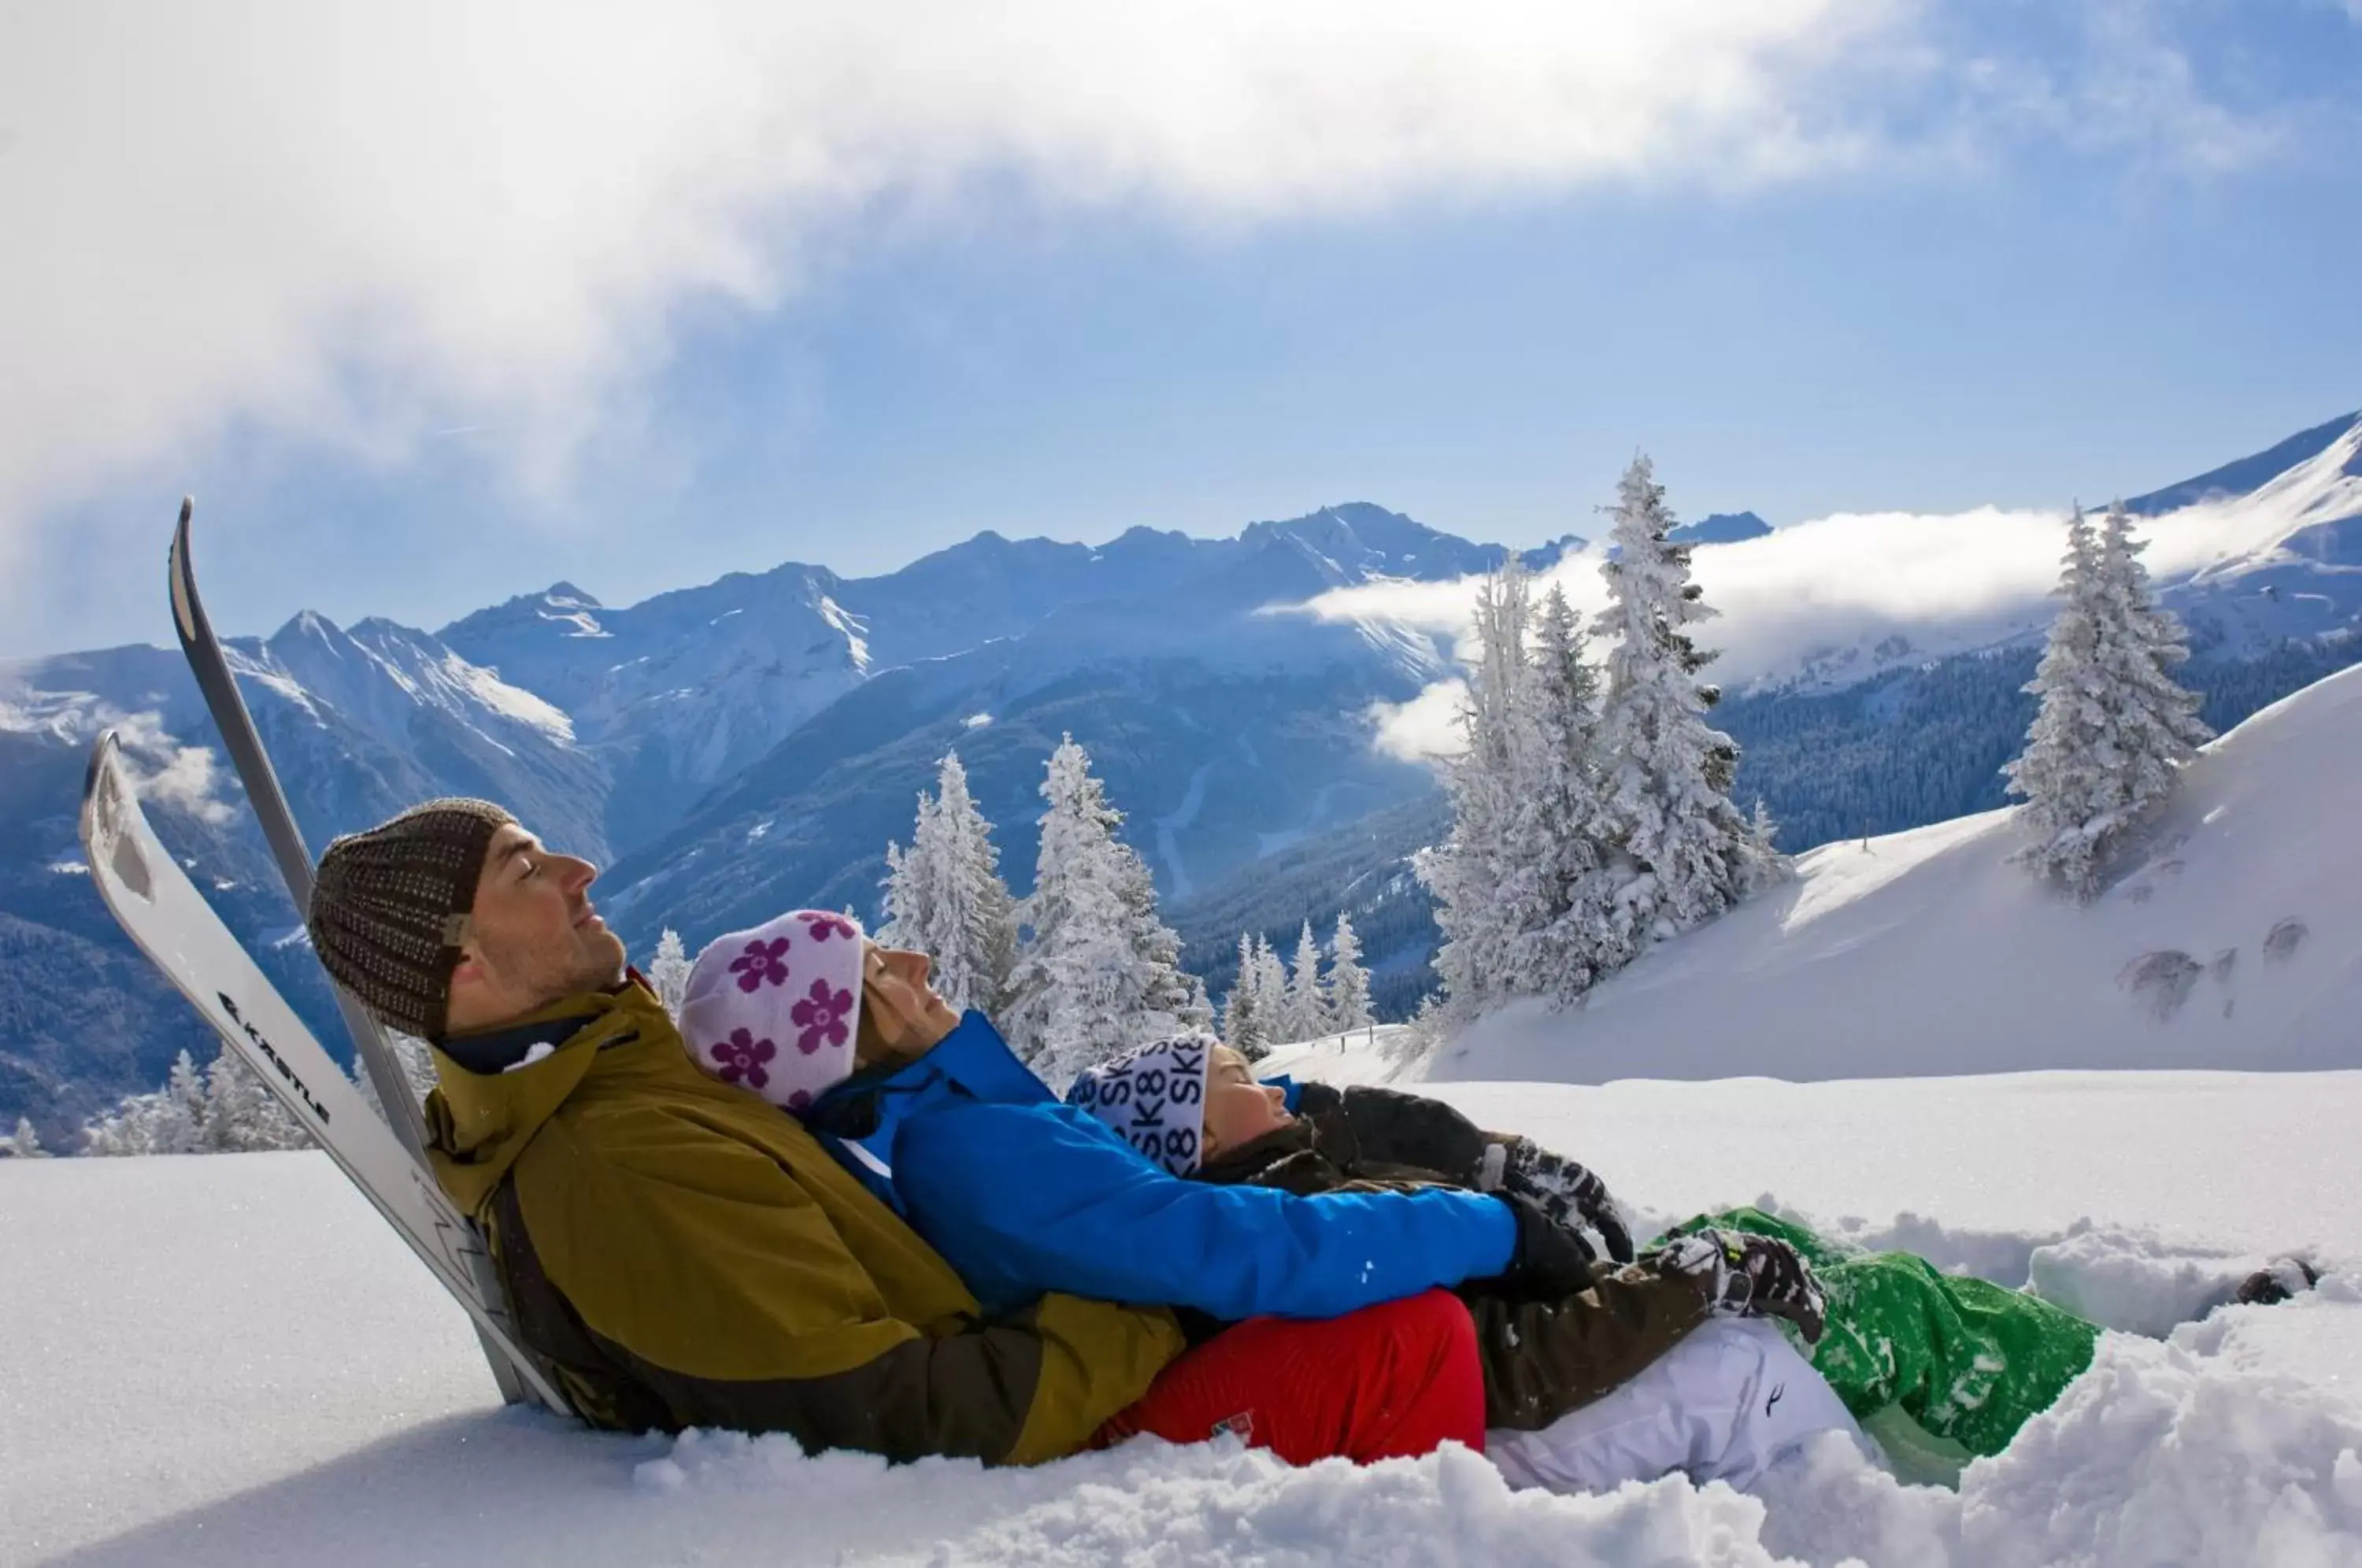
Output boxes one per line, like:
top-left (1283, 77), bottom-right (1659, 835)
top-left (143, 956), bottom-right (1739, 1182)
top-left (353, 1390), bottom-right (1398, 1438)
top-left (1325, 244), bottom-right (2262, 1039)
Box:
top-left (676, 919), bottom-right (1596, 1326)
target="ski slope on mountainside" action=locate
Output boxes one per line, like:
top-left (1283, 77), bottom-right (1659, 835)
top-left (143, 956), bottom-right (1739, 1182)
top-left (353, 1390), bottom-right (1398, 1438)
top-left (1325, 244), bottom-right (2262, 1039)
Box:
top-left (1431, 663), bottom-right (2362, 1087)
top-left (9, 1072), bottom-right (2359, 1568)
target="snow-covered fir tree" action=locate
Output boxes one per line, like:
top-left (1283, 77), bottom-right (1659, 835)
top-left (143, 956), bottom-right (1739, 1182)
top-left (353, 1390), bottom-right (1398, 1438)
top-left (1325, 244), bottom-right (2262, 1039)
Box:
top-left (1222, 933), bottom-right (1272, 1060)
top-left (1504, 584), bottom-right (1626, 1001)
top-left (350, 1029), bottom-right (437, 1126)
top-left (1284, 920), bottom-right (1327, 1041)
top-left (906, 753), bottom-right (1022, 1013)
top-left (1746, 798), bottom-right (1793, 889)
top-left (82, 1045), bottom-right (309, 1154)
top-left (1003, 736), bottom-right (1204, 1089)
top-left (1597, 454), bottom-right (1768, 945)
top-left (1116, 840), bottom-right (1214, 1037)
top-left (1416, 554), bottom-right (1540, 1013)
top-left (2004, 502), bottom-right (2212, 900)
top-left (1248, 934), bottom-right (1293, 1042)
top-left (200, 1051), bottom-right (307, 1151)
top-left (1325, 912), bottom-right (1373, 1033)
top-left (647, 929), bottom-right (694, 1020)
top-left (2, 1115), bottom-right (50, 1157)
top-left (877, 818), bottom-right (927, 947)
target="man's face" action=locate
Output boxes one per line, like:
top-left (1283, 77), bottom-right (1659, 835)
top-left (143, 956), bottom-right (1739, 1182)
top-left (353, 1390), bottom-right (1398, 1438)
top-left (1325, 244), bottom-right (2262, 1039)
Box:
top-left (447, 824), bottom-right (628, 1030)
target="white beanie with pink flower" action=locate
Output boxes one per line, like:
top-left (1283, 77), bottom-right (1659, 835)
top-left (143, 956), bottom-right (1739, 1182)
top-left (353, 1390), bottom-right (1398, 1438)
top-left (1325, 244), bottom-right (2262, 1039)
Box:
top-left (679, 909), bottom-right (867, 1114)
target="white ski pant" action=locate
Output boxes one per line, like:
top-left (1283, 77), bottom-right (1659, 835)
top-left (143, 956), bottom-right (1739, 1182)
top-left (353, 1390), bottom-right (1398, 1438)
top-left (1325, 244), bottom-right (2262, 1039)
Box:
top-left (1485, 1317), bottom-right (1866, 1496)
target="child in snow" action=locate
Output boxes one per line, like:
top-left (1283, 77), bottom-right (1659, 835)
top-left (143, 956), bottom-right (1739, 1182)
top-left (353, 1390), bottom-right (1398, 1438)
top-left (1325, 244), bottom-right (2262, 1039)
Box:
top-left (1098, 1045), bottom-right (2113, 1485)
top-left (676, 911), bottom-right (1837, 1489)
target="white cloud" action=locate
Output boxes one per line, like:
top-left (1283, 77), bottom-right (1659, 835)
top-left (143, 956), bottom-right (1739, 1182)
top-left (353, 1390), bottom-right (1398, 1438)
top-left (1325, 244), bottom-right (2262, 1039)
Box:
top-left (1337, 434), bottom-right (2355, 764)
top-left (1368, 678), bottom-right (1472, 767)
top-left (2007, 2), bottom-right (2289, 174)
top-left (0, 675), bottom-right (239, 822)
top-left (0, 2), bottom-right (1907, 576)
top-left (101, 710), bottom-right (239, 825)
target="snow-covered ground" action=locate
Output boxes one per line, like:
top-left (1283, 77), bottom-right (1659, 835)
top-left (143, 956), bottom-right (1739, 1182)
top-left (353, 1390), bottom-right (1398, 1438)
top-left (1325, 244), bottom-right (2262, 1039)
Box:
top-left (1257, 1023), bottom-right (1428, 1086)
top-left (9, 1070), bottom-right (2359, 1567)
top-left (1432, 662), bottom-right (2362, 1086)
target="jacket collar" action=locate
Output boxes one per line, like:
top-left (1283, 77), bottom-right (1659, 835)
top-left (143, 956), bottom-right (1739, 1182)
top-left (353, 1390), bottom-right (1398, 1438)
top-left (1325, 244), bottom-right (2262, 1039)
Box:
top-left (424, 978), bottom-right (671, 1213)
top-left (1194, 1119), bottom-right (1323, 1185)
top-left (809, 1010), bottom-right (1048, 1125)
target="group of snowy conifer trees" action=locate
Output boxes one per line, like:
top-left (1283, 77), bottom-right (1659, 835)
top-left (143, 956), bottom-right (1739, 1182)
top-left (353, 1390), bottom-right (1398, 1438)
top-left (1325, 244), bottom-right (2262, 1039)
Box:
top-left (790, 737), bottom-right (1201, 1091)
top-left (77, 1010), bottom-right (439, 1156)
top-left (2004, 501), bottom-right (2211, 900)
top-left (1420, 457), bottom-right (1781, 1017)
top-left (80, 1046), bottom-right (311, 1155)
top-left (657, 737), bottom-right (1212, 1090)
top-left (1221, 915), bottom-right (1374, 1060)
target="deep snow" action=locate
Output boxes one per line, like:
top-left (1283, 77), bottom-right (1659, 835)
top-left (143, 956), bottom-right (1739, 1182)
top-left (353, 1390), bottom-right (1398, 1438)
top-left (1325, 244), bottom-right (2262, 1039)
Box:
top-left (1431, 661), bottom-right (2362, 1086)
top-left (7, 1070), bottom-right (2358, 1567)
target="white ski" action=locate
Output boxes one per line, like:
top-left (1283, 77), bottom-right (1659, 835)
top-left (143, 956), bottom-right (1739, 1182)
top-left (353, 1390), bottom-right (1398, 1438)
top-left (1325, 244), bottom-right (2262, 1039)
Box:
top-left (80, 733), bottom-right (571, 1415)
top-left (167, 497), bottom-right (538, 1408)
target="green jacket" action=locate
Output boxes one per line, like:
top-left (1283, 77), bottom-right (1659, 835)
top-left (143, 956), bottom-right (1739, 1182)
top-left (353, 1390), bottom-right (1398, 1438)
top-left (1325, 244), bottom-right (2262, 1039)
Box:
top-left (1199, 1084), bottom-right (1714, 1432)
top-left (424, 981), bottom-right (1183, 1463)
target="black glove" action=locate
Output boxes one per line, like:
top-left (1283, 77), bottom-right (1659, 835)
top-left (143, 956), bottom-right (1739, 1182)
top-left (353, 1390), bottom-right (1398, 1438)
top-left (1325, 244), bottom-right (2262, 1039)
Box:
top-left (1494, 1137), bottom-right (1636, 1264)
top-left (1650, 1228), bottom-right (1827, 1344)
top-left (1489, 1193), bottom-right (1597, 1298)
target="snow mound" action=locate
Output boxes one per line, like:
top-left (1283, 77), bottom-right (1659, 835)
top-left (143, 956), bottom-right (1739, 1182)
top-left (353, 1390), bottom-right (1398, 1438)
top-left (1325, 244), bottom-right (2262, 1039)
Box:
top-left (1757, 1302), bottom-right (2362, 1568)
top-left (647, 1433), bottom-right (1797, 1567)
top-left (1431, 664), bottom-right (2362, 1084)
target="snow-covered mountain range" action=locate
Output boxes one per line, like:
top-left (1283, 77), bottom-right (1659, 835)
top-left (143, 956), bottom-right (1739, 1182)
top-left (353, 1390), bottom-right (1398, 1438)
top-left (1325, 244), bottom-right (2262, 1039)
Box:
top-left (2, 416), bottom-right (2357, 1140)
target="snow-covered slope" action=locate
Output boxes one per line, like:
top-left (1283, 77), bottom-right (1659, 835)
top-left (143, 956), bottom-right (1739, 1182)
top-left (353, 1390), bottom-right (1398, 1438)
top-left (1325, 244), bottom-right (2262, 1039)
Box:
top-left (1432, 663), bottom-right (2362, 1085)
top-left (8, 1074), bottom-right (2358, 1567)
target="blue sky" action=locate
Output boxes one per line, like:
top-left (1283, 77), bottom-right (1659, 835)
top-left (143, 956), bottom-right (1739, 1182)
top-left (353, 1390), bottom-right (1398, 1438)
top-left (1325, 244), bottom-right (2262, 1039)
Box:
top-left (4, 1), bottom-right (2359, 657)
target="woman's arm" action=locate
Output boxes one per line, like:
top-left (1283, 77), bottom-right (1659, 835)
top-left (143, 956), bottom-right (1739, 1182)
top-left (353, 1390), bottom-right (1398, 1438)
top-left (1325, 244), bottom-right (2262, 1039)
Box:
top-left (894, 1101), bottom-right (1517, 1323)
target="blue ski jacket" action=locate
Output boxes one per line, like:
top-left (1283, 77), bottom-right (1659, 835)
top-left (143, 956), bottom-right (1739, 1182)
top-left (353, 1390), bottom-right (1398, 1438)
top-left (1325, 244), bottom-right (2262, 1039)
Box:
top-left (801, 1012), bottom-right (1516, 1322)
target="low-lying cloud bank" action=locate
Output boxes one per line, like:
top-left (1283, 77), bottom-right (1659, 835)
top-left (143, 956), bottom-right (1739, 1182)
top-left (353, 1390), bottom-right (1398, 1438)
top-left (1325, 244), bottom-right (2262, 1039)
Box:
top-left (1328, 422), bottom-right (2360, 762)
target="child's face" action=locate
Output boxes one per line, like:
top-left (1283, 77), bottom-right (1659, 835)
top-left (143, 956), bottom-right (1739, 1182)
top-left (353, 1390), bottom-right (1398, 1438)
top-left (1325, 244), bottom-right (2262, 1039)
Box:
top-left (1201, 1045), bottom-right (1293, 1159)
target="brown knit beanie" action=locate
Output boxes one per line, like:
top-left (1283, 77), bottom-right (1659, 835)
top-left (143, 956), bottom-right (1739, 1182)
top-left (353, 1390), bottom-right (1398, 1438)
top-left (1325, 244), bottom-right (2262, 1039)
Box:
top-left (308, 798), bottom-right (517, 1041)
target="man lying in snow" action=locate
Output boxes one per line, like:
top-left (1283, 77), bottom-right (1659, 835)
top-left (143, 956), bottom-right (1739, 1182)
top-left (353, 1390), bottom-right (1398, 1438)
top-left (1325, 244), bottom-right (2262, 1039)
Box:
top-left (679, 910), bottom-right (1862, 1489)
top-left (305, 801), bottom-right (1489, 1466)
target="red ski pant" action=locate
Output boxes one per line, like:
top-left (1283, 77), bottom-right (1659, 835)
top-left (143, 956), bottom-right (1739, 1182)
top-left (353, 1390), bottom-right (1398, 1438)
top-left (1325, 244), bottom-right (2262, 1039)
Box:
top-left (1093, 1289), bottom-right (1486, 1466)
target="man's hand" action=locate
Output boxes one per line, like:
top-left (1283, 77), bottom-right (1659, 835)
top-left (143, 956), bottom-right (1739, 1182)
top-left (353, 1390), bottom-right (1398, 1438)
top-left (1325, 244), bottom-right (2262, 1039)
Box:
top-left (1487, 1193), bottom-right (1597, 1299)
top-left (1492, 1137), bottom-right (1637, 1265)
top-left (1649, 1229), bottom-right (1827, 1343)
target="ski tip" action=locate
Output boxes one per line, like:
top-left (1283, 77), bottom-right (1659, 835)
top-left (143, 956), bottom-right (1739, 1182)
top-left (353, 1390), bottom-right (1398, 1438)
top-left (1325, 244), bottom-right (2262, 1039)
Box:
top-left (169, 497), bottom-right (205, 645)
top-left (81, 729), bottom-right (120, 807)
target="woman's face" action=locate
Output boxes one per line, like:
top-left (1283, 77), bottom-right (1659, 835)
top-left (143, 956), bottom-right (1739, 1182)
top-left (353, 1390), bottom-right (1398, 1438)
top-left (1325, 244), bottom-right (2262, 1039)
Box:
top-left (1201, 1045), bottom-right (1293, 1159)
top-left (857, 943), bottom-right (961, 1064)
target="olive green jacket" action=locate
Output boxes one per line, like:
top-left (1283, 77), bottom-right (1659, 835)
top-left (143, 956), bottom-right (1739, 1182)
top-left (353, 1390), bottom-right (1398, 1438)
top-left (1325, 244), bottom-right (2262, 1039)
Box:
top-left (424, 981), bottom-right (1183, 1463)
